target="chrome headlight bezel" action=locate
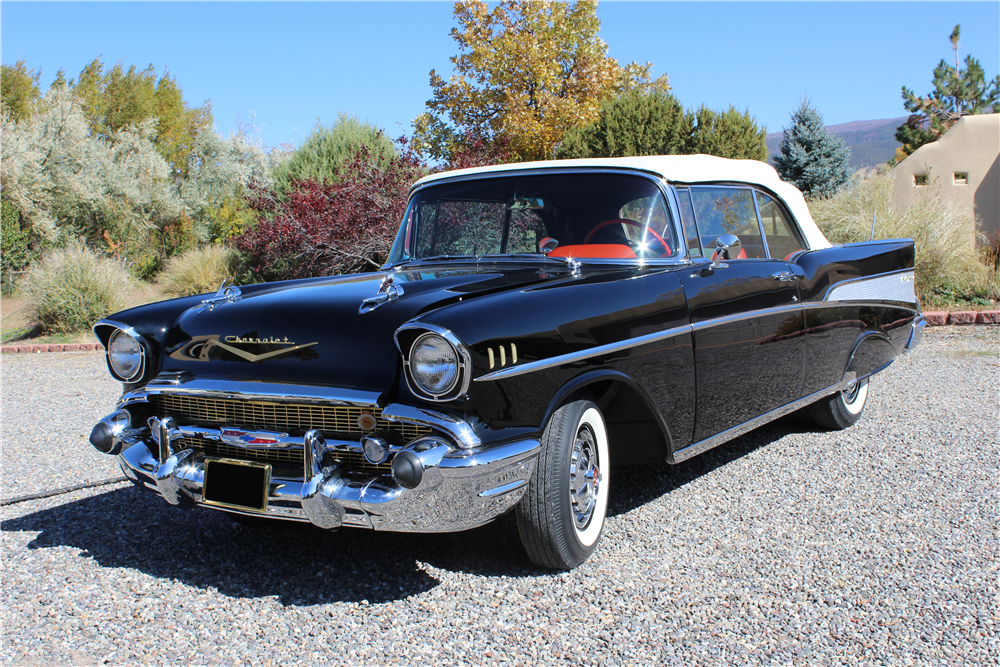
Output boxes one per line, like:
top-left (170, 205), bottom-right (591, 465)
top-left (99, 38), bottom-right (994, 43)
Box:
top-left (396, 324), bottom-right (472, 402)
top-left (106, 327), bottom-right (146, 382)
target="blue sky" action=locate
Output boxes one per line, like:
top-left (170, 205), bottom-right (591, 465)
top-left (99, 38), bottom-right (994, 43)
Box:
top-left (2, 1), bottom-right (998, 149)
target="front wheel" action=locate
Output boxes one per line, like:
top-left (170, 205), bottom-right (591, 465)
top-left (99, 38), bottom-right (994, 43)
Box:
top-left (807, 377), bottom-right (869, 430)
top-left (516, 399), bottom-right (610, 569)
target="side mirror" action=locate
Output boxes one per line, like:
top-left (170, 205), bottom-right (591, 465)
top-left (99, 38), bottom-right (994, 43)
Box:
top-left (711, 234), bottom-right (742, 268)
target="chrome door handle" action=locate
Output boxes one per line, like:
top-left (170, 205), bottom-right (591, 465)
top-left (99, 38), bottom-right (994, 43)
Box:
top-left (772, 271), bottom-right (796, 282)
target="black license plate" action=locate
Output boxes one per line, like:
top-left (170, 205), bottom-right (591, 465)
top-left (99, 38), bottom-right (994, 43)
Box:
top-left (203, 459), bottom-right (272, 512)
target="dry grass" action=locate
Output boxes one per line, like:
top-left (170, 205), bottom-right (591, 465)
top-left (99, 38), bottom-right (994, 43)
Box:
top-left (809, 169), bottom-right (997, 308)
top-left (18, 247), bottom-right (139, 334)
top-left (157, 245), bottom-right (238, 298)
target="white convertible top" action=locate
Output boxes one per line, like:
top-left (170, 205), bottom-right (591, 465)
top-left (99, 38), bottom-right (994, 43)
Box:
top-left (414, 154), bottom-right (831, 250)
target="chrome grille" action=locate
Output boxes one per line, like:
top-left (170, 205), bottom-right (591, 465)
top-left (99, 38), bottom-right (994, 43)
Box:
top-left (150, 394), bottom-right (431, 441)
top-left (179, 436), bottom-right (393, 475)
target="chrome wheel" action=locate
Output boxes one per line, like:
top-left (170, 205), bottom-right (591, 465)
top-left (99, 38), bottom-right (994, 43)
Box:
top-left (516, 398), bottom-right (610, 569)
top-left (569, 425), bottom-right (602, 531)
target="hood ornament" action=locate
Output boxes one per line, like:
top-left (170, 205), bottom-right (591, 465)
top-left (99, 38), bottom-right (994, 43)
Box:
top-left (198, 279), bottom-right (242, 312)
top-left (359, 272), bottom-right (405, 314)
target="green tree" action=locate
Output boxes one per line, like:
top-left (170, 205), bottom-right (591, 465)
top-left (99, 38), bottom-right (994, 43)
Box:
top-left (556, 93), bottom-right (766, 161)
top-left (270, 114), bottom-right (398, 195)
top-left (413, 0), bottom-right (669, 162)
top-left (895, 25), bottom-right (1000, 160)
top-left (70, 58), bottom-right (213, 179)
top-left (685, 105), bottom-right (768, 160)
top-left (773, 99), bottom-right (852, 198)
top-left (557, 89), bottom-right (687, 159)
top-left (1, 60), bottom-right (42, 122)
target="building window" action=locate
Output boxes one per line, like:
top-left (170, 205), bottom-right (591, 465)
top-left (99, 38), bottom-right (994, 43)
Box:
top-left (954, 172), bottom-right (968, 185)
top-left (914, 174), bottom-right (928, 186)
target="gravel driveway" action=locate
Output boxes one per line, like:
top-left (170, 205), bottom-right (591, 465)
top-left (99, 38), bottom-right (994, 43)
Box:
top-left (2, 327), bottom-right (997, 666)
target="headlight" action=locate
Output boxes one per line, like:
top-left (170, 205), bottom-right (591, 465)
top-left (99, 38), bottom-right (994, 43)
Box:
top-left (108, 329), bottom-right (144, 381)
top-left (409, 333), bottom-right (459, 396)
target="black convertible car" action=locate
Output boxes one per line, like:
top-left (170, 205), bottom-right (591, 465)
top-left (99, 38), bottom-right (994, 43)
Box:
top-left (90, 155), bottom-right (925, 569)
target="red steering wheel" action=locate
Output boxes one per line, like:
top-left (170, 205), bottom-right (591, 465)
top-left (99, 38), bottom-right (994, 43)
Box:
top-left (584, 219), bottom-right (670, 257)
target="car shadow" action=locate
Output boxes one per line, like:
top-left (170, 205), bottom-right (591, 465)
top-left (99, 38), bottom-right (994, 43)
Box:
top-left (606, 412), bottom-right (818, 517)
top-left (2, 414), bottom-right (812, 603)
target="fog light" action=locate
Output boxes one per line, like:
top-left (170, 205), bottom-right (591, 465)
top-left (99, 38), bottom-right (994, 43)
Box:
top-left (361, 436), bottom-right (389, 465)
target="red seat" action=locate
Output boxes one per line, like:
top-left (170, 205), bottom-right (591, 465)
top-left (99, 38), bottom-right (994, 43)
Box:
top-left (549, 244), bottom-right (638, 259)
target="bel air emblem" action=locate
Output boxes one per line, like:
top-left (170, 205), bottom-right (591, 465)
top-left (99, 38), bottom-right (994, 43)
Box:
top-left (220, 428), bottom-right (289, 448)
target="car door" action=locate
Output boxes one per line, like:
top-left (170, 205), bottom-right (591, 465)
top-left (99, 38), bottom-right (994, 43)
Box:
top-left (675, 186), bottom-right (805, 443)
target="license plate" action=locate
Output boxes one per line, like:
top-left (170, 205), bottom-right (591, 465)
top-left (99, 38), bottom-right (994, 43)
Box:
top-left (203, 458), bottom-right (272, 512)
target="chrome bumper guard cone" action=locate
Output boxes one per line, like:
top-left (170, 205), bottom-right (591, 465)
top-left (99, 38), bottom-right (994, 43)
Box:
top-left (101, 414), bottom-right (540, 533)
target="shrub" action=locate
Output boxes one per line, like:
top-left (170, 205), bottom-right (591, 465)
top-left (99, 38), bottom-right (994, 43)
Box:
top-left (158, 244), bottom-right (238, 297)
top-left (809, 169), bottom-right (990, 306)
top-left (1, 199), bottom-right (37, 293)
top-left (21, 246), bottom-right (136, 333)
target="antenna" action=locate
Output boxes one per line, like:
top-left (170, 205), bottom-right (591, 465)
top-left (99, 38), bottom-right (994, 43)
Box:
top-left (869, 210), bottom-right (877, 242)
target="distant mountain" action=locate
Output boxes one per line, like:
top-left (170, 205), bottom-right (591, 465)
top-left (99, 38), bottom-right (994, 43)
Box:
top-left (766, 116), bottom-right (908, 171)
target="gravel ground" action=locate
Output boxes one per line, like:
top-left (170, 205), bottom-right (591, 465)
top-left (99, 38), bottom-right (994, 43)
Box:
top-left (1, 327), bottom-right (997, 666)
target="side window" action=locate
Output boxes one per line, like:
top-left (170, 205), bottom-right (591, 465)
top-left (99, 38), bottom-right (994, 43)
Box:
top-left (755, 191), bottom-right (805, 260)
top-left (674, 188), bottom-right (703, 258)
top-left (689, 188), bottom-right (765, 259)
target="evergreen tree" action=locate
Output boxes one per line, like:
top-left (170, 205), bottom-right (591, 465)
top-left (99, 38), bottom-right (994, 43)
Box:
top-left (557, 89), bottom-right (686, 159)
top-left (894, 25), bottom-right (1000, 160)
top-left (685, 105), bottom-right (768, 160)
top-left (556, 94), bottom-right (766, 161)
top-left (773, 100), bottom-right (852, 198)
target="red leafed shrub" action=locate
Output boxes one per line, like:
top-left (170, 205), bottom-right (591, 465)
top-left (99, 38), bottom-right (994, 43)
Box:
top-left (235, 141), bottom-right (425, 281)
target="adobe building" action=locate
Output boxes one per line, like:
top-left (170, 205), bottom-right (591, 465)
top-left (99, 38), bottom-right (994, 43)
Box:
top-left (892, 114), bottom-right (1000, 247)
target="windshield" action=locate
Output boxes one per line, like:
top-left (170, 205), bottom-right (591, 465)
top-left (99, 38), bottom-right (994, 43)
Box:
top-left (388, 173), bottom-right (678, 264)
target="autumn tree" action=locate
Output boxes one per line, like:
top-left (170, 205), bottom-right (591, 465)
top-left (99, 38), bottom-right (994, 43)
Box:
top-left (773, 99), bottom-right (851, 199)
top-left (413, 0), bottom-right (669, 162)
top-left (895, 24), bottom-right (1000, 160)
top-left (1, 60), bottom-right (42, 122)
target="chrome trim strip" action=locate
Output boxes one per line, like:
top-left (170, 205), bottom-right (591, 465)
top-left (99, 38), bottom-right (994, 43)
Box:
top-left (475, 323), bottom-right (693, 382)
top-left (824, 269), bottom-right (916, 303)
top-left (800, 300), bottom-right (919, 313)
top-left (689, 303), bottom-right (804, 333)
top-left (126, 376), bottom-right (382, 407)
top-left (672, 378), bottom-right (854, 463)
top-left (380, 403), bottom-right (482, 449)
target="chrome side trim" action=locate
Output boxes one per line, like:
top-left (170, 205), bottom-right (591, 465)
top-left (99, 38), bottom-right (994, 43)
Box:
top-left (672, 377), bottom-right (855, 463)
top-left (127, 376), bottom-right (382, 407)
top-left (825, 269), bottom-right (916, 304)
top-left (475, 323), bottom-right (693, 382)
top-left (689, 303), bottom-right (803, 333)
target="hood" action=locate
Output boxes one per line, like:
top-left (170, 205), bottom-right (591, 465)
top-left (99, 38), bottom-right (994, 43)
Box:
top-left (150, 265), bottom-right (563, 392)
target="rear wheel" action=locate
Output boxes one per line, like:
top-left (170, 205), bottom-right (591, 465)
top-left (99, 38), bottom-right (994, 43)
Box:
top-left (516, 399), bottom-right (610, 569)
top-left (808, 377), bottom-right (869, 430)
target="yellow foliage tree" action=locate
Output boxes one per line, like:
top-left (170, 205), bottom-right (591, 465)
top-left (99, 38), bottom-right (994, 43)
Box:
top-left (413, 0), bottom-right (669, 162)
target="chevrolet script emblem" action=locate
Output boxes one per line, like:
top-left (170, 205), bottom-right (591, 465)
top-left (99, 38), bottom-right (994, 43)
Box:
top-left (169, 334), bottom-right (318, 363)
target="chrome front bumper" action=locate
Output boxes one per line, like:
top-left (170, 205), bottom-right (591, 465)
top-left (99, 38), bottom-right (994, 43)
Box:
top-left (101, 415), bottom-right (539, 533)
